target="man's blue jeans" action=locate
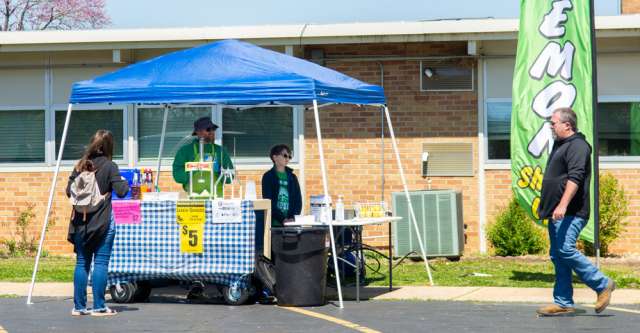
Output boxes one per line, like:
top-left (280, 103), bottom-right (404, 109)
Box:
top-left (73, 219), bottom-right (115, 311)
top-left (548, 216), bottom-right (609, 308)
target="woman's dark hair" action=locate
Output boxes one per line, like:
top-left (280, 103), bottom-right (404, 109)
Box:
top-left (269, 144), bottom-right (291, 163)
top-left (75, 129), bottom-right (114, 172)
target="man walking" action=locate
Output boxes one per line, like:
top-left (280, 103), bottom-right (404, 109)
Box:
top-left (536, 107), bottom-right (615, 316)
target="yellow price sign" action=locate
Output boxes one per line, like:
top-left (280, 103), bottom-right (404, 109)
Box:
top-left (176, 201), bottom-right (206, 225)
top-left (180, 223), bottom-right (204, 254)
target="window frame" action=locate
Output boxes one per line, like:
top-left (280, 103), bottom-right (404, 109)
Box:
top-left (597, 95), bottom-right (640, 164)
top-left (216, 104), bottom-right (302, 165)
top-left (51, 103), bottom-right (129, 166)
top-left (483, 96), bottom-right (640, 166)
top-left (134, 104), bottom-right (215, 165)
top-left (419, 59), bottom-right (475, 92)
top-left (484, 98), bottom-right (512, 165)
top-left (133, 104), bottom-right (302, 168)
top-left (0, 106), bottom-right (47, 167)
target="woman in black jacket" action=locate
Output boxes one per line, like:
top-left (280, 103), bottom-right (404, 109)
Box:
top-left (261, 144), bottom-right (302, 227)
top-left (66, 130), bottom-right (128, 316)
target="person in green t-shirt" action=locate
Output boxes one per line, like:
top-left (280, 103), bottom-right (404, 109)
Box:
top-left (172, 116), bottom-right (234, 197)
top-left (261, 144), bottom-right (302, 227)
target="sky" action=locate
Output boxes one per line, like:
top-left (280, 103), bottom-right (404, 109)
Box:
top-left (105, 0), bottom-right (620, 29)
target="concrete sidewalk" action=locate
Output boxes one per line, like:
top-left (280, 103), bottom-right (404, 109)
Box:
top-left (3, 282), bottom-right (639, 305)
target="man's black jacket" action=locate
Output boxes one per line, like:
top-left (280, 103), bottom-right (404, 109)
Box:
top-left (538, 132), bottom-right (592, 220)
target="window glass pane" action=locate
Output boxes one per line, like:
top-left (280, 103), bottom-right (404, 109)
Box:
top-left (487, 101), bottom-right (640, 160)
top-left (55, 109), bottom-right (124, 161)
top-left (487, 102), bottom-right (511, 159)
top-left (138, 107), bottom-right (211, 160)
top-left (0, 110), bottom-right (45, 162)
top-left (598, 102), bottom-right (640, 156)
top-left (222, 107), bottom-right (293, 159)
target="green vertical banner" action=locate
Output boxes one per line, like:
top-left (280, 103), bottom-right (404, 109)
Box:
top-left (511, 0), bottom-right (595, 242)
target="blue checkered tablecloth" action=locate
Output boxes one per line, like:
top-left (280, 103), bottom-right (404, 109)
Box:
top-left (107, 200), bottom-right (255, 288)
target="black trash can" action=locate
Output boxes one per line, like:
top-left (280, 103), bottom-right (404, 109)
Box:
top-left (272, 226), bottom-right (328, 306)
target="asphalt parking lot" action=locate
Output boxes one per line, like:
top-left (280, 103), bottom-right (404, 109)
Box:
top-left (1, 288), bottom-right (639, 333)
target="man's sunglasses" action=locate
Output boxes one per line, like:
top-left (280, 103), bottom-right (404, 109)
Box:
top-left (206, 127), bottom-right (216, 132)
top-left (281, 153), bottom-right (292, 159)
top-left (548, 120), bottom-right (566, 126)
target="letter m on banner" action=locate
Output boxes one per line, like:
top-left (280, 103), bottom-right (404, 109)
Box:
top-left (511, 0), bottom-right (596, 242)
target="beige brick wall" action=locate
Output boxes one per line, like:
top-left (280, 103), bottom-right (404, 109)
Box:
top-left (623, 0), bottom-right (640, 13)
top-left (485, 169), bottom-right (640, 255)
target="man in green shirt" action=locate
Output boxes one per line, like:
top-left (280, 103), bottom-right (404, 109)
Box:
top-left (172, 117), bottom-right (234, 197)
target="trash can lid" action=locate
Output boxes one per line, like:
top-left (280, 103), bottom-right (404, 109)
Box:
top-left (272, 225), bottom-right (329, 234)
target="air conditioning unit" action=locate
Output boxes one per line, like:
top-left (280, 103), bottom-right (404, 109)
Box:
top-left (392, 190), bottom-right (464, 259)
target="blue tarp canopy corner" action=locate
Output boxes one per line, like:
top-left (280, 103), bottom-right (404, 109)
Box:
top-left (69, 39), bottom-right (386, 106)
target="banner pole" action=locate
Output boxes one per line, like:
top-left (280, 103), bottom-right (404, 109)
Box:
top-left (588, 0), bottom-right (601, 268)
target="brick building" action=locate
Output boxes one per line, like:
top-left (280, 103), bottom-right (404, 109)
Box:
top-left (623, 0), bottom-right (640, 13)
top-left (1, 9), bottom-right (640, 256)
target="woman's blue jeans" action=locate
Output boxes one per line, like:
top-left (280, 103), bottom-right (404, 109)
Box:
top-left (548, 216), bottom-right (609, 308)
top-left (73, 219), bottom-right (115, 311)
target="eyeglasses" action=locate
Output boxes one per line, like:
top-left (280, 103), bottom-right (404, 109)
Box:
top-left (206, 127), bottom-right (215, 132)
top-left (281, 153), bottom-right (292, 159)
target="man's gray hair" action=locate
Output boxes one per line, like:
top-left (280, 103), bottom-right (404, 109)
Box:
top-left (553, 107), bottom-right (577, 131)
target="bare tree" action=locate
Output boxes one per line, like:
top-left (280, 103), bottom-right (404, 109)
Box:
top-left (1, 0), bottom-right (110, 31)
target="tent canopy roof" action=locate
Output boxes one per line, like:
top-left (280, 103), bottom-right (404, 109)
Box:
top-left (70, 39), bottom-right (385, 106)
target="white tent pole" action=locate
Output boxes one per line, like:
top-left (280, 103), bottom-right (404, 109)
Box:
top-left (383, 106), bottom-right (434, 286)
top-left (312, 99), bottom-right (344, 308)
top-left (154, 105), bottom-right (169, 191)
top-left (27, 103), bottom-right (74, 304)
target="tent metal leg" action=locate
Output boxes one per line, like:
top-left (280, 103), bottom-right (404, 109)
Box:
top-left (312, 100), bottom-right (344, 308)
top-left (383, 106), bottom-right (434, 286)
top-left (27, 104), bottom-right (74, 304)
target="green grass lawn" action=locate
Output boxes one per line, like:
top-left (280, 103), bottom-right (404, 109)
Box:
top-left (363, 256), bottom-right (640, 289)
top-left (0, 257), bottom-right (73, 282)
top-left (1, 255), bottom-right (639, 289)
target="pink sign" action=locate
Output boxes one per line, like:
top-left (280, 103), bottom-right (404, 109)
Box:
top-left (112, 200), bottom-right (142, 225)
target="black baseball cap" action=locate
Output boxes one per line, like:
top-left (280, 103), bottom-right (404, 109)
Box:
top-left (192, 116), bottom-right (218, 135)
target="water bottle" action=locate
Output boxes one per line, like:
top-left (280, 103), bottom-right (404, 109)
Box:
top-left (131, 171), bottom-right (141, 200)
top-left (335, 195), bottom-right (345, 221)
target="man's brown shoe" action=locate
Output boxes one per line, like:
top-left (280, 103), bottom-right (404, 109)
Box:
top-left (536, 304), bottom-right (576, 317)
top-left (595, 279), bottom-right (616, 313)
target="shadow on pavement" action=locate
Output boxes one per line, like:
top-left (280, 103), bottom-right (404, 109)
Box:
top-left (510, 270), bottom-right (584, 284)
top-left (326, 286), bottom-right (399, 301)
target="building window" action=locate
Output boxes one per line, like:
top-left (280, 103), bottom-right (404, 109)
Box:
top-left (486, 101), bottom-right (511, 160)
top-left (598, 102), bottom-right (640, 156)
top-left (55, 108), bottom-right (125, 161)
top-left (420, 59), bottom-right (474, 91)
top-left (0, 109), bottom-right (45, 163)
top-left (136, 106), bottom-right (297, 164)
top-left (137, 106), bottom-right (211, 160)
top-left (221, 106), bottom-right (295, 161)
top-left (486, 101), bottom-right (640, 160)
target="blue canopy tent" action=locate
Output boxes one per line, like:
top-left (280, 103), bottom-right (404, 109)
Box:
top-left (29, 40), bottom-right (433, 307)
top-left (69, 39), bottom-right (386, 105)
